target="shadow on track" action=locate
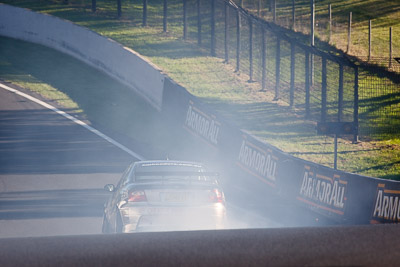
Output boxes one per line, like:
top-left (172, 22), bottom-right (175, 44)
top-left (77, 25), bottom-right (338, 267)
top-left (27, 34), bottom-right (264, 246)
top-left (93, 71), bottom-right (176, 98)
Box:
top-left (0, 189), bottom-right (110, 220)
top-left (0, 109), bottom-right (131, 175)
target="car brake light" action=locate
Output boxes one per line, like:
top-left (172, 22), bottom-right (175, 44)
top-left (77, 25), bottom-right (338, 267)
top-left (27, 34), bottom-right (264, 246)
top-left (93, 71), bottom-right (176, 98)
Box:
top-left (209, 189), bottom-right (224, 203)
top-left (128, 190), bottom-right (147, 202)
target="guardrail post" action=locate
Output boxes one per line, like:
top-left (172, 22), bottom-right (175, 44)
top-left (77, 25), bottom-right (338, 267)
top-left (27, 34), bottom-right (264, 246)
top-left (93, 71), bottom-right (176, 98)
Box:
top-left (197, 0), bottom-right (202, 45)
top-left (211, 0), bottom-right (216, 56)
top-left (261, 27), bottom-right (267, 91)
top-left (305, 50), bottom-right (310, 118)
top-left (321, 57), bottom-right (327, 122)
top-left (353, 66), bottom-right (359, 143)
top-left (143, 0), bottom-right (147, 26)
top-left (275, 37), bottom-right (280, 100)
top-left (183, 0), bottom-right (187, 40)
top-left (92, 0), bottom-right (96, 12)
top-left (290, 41), bottom-right (295, 107)
top-left (224, 3), bottom-right (229, 63)
top-left (164, 0), bottom-right (168, 32)
top-left (249, 18), bottom-right (253, 82)
top-left (236, 10), bottom-right (241, 72)
top-left (338, 64), bottom-right (344, 122)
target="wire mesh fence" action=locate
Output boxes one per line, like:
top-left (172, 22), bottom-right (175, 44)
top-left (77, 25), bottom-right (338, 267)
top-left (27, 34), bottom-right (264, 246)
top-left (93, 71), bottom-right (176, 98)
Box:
top-left (88, 0), bottom-right (399, 139)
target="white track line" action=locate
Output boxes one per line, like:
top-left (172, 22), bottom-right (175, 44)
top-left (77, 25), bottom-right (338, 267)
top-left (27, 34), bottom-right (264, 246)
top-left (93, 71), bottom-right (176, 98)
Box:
top-left (0, 83), bottom-right (145, 160)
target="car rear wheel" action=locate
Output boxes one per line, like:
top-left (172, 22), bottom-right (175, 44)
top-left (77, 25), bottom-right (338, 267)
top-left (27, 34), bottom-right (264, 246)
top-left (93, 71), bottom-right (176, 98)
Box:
top-left (102, 214), bottom-right (110, 234)
top-left (116, 212), bottom-right (123, 233)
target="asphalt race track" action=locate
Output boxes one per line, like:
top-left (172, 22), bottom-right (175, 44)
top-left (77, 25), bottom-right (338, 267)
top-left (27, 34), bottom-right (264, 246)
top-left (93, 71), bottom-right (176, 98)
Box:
top-left (0, 82), bottom-right (281, 238)
top-left (0, 78), bottom-right (333, 239)
top-left (0, 82), bottom-right (136, 238)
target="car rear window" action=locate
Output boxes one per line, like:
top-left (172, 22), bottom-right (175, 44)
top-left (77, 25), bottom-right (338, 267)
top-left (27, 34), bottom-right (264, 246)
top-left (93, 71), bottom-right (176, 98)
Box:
top-left (133, 162), bottom-right (217, 182)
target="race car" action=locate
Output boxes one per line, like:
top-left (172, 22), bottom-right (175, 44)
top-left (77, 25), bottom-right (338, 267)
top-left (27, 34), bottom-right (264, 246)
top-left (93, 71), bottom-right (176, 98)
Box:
top-left (102, 160), bottom-right (226, 233)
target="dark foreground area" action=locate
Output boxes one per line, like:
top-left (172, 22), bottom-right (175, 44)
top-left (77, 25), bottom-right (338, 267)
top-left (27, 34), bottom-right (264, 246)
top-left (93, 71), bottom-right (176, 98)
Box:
top-left (1, 224), bottom-right (399, 266)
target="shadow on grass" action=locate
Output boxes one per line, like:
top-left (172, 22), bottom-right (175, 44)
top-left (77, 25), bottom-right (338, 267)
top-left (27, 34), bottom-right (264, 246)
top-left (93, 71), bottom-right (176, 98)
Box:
top-left (354, 160), bottom-right (400, 175)
top-left (202, 98), bottom-right (317, 140)
top-left (359, 92), bottom-right (400, 136)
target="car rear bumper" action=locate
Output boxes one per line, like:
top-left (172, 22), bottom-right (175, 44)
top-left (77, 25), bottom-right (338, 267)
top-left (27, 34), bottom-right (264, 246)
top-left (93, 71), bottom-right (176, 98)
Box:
top-left (119, 203), bottom-right (226, 233)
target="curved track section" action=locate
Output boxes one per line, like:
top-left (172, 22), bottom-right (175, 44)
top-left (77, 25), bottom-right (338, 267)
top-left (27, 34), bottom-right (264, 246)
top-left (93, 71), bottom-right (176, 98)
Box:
top-left (0, 83), bottom-right (138, 238)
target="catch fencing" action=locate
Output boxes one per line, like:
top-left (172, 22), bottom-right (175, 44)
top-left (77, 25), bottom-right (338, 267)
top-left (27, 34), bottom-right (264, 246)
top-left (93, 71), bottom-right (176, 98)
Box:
top-left (106, 0), bottom-right (400, 138)
top-left (102, 0), bottom-right (400, 138)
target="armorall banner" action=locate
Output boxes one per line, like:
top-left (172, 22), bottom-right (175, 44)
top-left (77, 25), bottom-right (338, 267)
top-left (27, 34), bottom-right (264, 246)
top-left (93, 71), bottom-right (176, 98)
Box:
top-left (297, 164), bottom-right (348, 219)
top-left (371, 182), bottom-right (400, 224)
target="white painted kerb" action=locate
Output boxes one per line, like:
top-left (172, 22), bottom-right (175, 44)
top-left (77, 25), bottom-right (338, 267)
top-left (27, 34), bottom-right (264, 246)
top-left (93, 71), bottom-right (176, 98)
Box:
top-left (0, 4), bottom-right (164, 110)
top-left (0, 82), bottom-right (145, 160)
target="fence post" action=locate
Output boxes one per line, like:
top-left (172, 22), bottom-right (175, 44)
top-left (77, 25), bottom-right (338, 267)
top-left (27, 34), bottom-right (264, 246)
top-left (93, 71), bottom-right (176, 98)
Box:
top-left (338, 64), bottom-right (344, 122)
top-left (389, 27), bottom-right (393, 69)
top-left (273, 0), bottom-right (276, 23)
top-left (310, 0), bottom-right (314, 85)
top-left (321, 57), bottom-right (327, 122)
top-left (261, 27), bottom-right (267, 91)
top-left (92, 0), bottom-right (96, 12)
top-left (347, 12), bottom-right (352, 53)
top-left (291, 0), bottom-right (295, 30)
top-left (310, 0), bottom-right (315, 46)
top-left (183, 0), bottom-right (187, 40)
top-left (328, 4), bottom-right (332, 43)
top-left (143, 0), bottom-right (147, 26)
top-left (275, 37), bottom-right (281, 100)
top-left (368, 20), bottom-right (371, 60)
top-left (249, 18), bottom-right (253, 82)
top-left (164, 0), bottom-right (168, 32)
top-left (197, 0), bottom-right (202, 45)
top-left (225, 3), bottom-right (229, 63)
top-left (290, 41), bottom-right (295, 108)
top-left (305, 50), bottom-right (310, 118)
top-left (258, 0), bottom-right (261, 17)
top-left (117, 0), bottom-right (122, 18)
top-left (211, 0), bottom-right (216, 56)
top-left (236, 10), bottom-right (241, 72)
top-left (353, 66), bottom-right (359, 143)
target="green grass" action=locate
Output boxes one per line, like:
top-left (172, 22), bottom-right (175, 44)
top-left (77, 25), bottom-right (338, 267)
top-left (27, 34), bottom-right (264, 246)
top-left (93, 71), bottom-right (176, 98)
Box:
top-left (241, 0), bottom-right (400, 69)
top-left (1, 0), bottom-right (400, 179)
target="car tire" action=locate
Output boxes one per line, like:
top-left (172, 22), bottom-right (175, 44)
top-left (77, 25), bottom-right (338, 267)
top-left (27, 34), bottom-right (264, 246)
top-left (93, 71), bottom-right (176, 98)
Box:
top-left (102, 213), bottom-right (110, 234)
top-left (116, 212), bottom-right (123, 233)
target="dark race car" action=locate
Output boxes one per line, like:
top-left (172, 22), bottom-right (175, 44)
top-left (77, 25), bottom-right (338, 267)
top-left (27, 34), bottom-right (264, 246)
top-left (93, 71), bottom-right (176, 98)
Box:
top-left (102, 160), bottom-right (226, 233)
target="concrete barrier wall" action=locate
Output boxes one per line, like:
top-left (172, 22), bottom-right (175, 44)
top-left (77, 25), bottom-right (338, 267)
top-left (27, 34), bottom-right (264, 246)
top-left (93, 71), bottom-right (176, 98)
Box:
top-left (0, 4), bottom-right (164, 110)
top-left (162, 77), bottom-right (400, 225)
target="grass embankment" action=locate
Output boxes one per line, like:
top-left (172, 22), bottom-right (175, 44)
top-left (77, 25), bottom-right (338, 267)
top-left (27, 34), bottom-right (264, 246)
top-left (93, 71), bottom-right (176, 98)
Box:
top-left (1, 0), bottom-right (400, 179)
top-left (243, 0), bottom-right (400, 68)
